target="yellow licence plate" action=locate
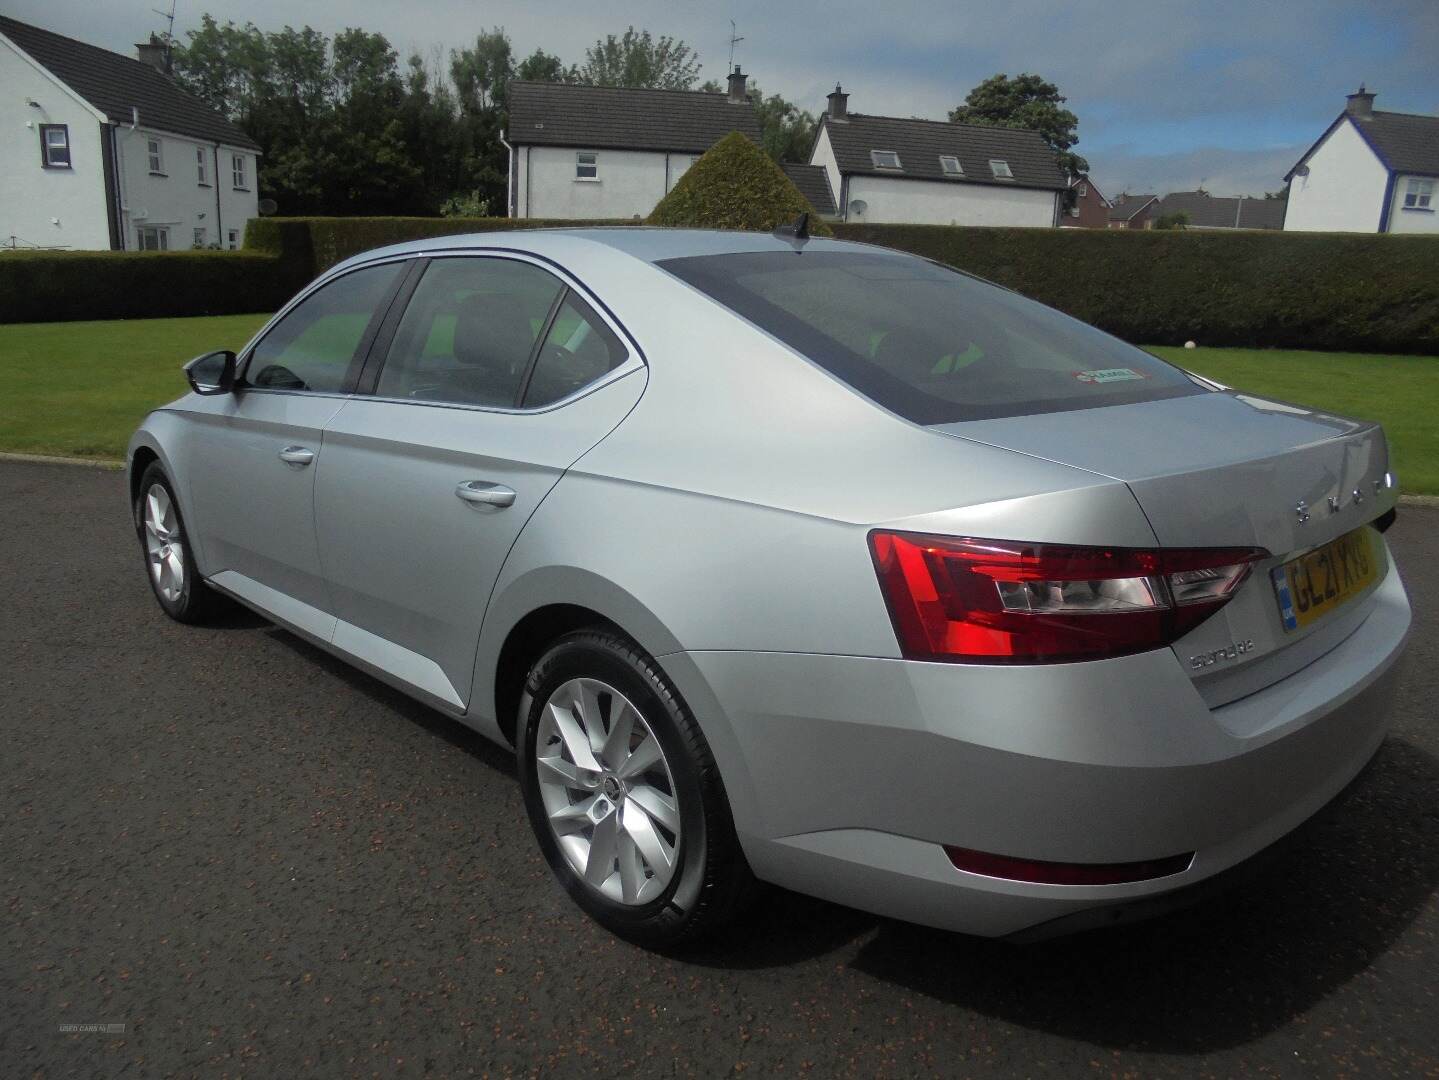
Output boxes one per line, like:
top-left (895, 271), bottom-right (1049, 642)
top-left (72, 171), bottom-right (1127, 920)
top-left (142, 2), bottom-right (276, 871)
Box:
top-left (1271, 527), bottom-right (1378, 632)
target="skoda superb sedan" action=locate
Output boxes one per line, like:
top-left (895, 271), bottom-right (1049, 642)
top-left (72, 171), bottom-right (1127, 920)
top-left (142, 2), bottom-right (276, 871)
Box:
top-left (129, 228), bottom-right (1410, 947)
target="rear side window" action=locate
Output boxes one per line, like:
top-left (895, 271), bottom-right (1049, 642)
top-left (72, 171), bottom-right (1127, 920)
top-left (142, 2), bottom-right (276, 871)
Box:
top-left (523, 292), bottom-right (627, 407)
top-left (246, 263), bottom-right (402, 393)
top-left (376, 257), bottom-right (564, 408)
top-left (658, 250), bottom-right (1202, 423)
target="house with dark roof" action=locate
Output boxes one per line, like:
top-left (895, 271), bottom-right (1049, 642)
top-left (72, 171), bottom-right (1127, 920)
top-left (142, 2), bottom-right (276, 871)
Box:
top-left (505, 69), bottom-right (764, 220)
top-left (1061, 174), bottom-right (1110, 228)
top-left (807, 86), bottom-right (1067, 227)
top-left (1153, 190), bottom-right (1286, 231)
top-left (1106, 193), bottom-right (1159, 230)
top-left (1, 17), bottom-right (260, 251)
top-left (1284, 86), bottom-right (1439, 234)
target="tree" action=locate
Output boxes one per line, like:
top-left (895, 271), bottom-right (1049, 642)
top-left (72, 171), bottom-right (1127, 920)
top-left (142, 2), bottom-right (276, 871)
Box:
top-left (450, 28), bottom-right (513, 111)
top-left (580, 27), bottom-right (700, 89)
top-left (516, 48), bottom-right (577, 83)
top-left (747, 82), bottom-right (817, 163)
top-left (949, 73), bottom-right (1088, 175)
top-left (649, 131), bottom-right (833, 232)
top-left (1154, 210), bottom-right (1190, 230)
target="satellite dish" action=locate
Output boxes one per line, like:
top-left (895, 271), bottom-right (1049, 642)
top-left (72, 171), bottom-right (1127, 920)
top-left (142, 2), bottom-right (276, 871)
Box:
top-left (258, 198), bottom-right (278, 215)
top-left (849, 199), bottom-right (868, 216)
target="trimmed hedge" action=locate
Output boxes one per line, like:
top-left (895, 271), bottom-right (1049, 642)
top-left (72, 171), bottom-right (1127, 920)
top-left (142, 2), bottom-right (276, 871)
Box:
top-left (832, 224), bottom-right (1439, 355)
top-left (0, 249), bottom-right (298, 324)
top-left (245, 215), bottom-right (633, 277)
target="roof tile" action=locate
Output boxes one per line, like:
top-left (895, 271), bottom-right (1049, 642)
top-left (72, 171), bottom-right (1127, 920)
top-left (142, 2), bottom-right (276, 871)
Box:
top-left (508, 81), bottom-right (761, 153)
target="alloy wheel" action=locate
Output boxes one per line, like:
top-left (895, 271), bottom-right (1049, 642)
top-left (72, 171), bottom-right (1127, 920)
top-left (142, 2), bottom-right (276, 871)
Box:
top-left (534, 677), bottom-right (681, 905)
top-left (143, 483), bottom-right (185, 603)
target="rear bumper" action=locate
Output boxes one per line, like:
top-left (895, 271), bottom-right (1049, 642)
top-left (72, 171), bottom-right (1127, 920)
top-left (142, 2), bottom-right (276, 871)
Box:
top-left (663, 556), bottom-right (1410, 938)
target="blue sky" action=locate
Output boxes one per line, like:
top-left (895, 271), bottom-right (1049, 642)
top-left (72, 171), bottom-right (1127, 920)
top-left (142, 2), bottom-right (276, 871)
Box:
top-left (9, 0), bottom-right (1438, 199)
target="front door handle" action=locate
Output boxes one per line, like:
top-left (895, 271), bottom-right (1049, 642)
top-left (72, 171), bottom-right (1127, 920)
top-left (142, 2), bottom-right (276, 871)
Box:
top-left (278, 445), bottom-right (315, 467)
top-left (456, 480), bottom-right (516, 508)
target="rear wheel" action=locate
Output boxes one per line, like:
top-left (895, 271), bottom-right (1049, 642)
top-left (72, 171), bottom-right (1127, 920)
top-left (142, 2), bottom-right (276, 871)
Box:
top-left (517, 628), bottom-right (753, 948)
top-left (133, 462), bottom-right (224, 624)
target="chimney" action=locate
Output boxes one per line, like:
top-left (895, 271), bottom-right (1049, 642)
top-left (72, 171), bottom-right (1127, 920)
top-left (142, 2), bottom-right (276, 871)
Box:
top-left (135, 33), bottom-right (170, 75)
top-left (826, 84), bottom-right (849, 121)
top-left (1346, 83), bottom-right (1375, 119)
top-left (727, 66), bottom-right (747, 104)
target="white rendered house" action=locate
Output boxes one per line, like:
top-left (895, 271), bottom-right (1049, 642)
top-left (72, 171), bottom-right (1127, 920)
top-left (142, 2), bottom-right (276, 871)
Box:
top-left (1, 16), bottom-right (260, 251)
top-left (505, 69), bottom-right (766, 220)
top-left (808, 86), bottom-right (1066, 227)
top-left (1284, 87), bottom-right (1438, 234)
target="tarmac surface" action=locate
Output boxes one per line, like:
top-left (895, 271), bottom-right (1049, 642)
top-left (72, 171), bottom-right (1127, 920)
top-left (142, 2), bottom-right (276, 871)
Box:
top-left (3, 459), bottom-right (1436, 1077)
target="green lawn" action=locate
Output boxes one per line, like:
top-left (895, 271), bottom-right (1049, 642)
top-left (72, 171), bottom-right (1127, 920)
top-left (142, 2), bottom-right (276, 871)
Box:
top-left (0, 315), bottom-right (1434, 493)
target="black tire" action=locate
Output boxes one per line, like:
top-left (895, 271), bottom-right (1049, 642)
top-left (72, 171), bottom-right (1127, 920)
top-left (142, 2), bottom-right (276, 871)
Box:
top-left (132, 462), bottom-right (225, 624)
top-left (517, 627), bottom-right (754, 949)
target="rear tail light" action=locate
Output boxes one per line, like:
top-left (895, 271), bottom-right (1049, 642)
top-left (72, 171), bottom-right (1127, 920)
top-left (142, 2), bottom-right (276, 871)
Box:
top-left (868, 531), bottom-right (1267, 664)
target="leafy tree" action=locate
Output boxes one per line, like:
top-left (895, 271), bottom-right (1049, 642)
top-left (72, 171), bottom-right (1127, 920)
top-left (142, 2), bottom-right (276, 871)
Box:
top-left (747, 82), bottom-right (816, 163)
top-left (950, 73), bottom-right (1088, 175)
top-left (516, 48), bottom-right (577, 83)
top-left (649, 131), bottom-right (833, 232)
top-left (1154, 210), bottom-right (1190, 230)
top-left (580, 27), bottom-right (700, 89)
top-left (450, 28), bottom-right (513, 111)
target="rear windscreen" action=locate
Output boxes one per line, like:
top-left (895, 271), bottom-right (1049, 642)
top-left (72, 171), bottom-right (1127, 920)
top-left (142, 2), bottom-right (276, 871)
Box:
top-left (657, 250), bottom-right (1204, 423)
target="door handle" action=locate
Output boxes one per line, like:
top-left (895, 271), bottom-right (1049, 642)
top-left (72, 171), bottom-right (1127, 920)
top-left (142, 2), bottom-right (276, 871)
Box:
top-left (456, 480), bottom-right (516, 508)
top-left (278, 445), bottom-right (315, 467)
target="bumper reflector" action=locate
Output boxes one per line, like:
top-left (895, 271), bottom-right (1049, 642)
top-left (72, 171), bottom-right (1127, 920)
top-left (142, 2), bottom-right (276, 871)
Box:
top-left (943, 845), bottom-right (1194, 886)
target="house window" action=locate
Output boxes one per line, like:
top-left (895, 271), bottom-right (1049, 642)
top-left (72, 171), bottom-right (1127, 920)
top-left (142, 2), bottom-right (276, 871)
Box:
top-left (989, 160), bottom-right (1013, 179)
top-left (870, 150), bottom-right (902, 169)
top-left (1076, 182), bottom-right (1088, 196)
top-left (231, 154), bottom-right (247, 189)
top-left (147, 137), bottom-right (164, 174)
top-left (1403, 178), bottom-right (1434, 210)
top-left (196, 147), bottom-right (209, 185)
top-left (227, 229), bottom-right (239, 250)
top-left (939, 155), bottom-right (963, 177)
top-left (137, 225), bottom-right (169, 251)
top-left (193, 226), bottom-right (207, 248)
top-left (40, 124), bottom-right (71, 168)
top-left (576, 152), bottom-right (598, 180)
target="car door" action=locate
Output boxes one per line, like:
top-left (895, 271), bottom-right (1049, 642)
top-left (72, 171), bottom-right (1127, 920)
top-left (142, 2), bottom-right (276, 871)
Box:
top-left (312, 253), bottom-right (645, 711)
top-left (184, 259), bottom-right (409, 638)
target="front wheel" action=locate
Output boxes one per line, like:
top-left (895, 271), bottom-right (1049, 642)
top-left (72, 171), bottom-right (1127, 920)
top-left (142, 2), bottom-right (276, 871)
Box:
top-left (517, 628), bottom-right (753, 949)
top-left (133, 462), bottom-right (224, 624)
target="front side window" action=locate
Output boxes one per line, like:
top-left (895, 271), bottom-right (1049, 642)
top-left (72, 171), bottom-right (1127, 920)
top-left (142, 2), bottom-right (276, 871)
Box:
top-left (1404, 178), bottom-right (1434, 210)
top-left (245, 262), bottom-right (403, 394)
top-left (137, 225), bottom-right (169, 251)
top-left (196, 147), bottom-right (209, 185)
top-left (524, 292), bottom-right (628, 407)
top-left (40, 124), bottom-right (70, 167)
top-left (870, 150), bottom-right (902, 169)
top-left (939, 155), bottom-right (963, 177)
top-left (192, 226), bottom-right (207, 248)
top-left (375, 257), bottom-right (565, 408)
top-left (147, 138), bottom-right (164, 174)
top-left (990, 159), bottom-right (1013, 179)
top-left (658, 250), bottom-right (1202, 424)
top-left (232, 154), bottom-right (247, 189)
top-left (227, 229), bottom-right (239, 250)
top-left (576, 152), bottom-right (598, 180)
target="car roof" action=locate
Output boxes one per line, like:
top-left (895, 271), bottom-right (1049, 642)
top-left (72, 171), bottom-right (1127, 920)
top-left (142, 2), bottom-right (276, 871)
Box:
top-left (330, 227), bottom-right (878, 276)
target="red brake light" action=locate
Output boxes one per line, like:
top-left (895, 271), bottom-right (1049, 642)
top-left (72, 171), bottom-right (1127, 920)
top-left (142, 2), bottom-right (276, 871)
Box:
top-left (868, 531), bottom-right (1267, 664)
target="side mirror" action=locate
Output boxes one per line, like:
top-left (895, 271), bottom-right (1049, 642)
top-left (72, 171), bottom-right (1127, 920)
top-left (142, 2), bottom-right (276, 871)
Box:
top-left (184, 350), bottom-right (236, 396)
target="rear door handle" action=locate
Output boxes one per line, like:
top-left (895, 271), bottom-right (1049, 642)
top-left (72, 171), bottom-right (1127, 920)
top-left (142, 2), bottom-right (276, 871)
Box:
top-left (278, 445), bottom-right (315, 467)
top-left (456, 481), bottom-right (516, 508)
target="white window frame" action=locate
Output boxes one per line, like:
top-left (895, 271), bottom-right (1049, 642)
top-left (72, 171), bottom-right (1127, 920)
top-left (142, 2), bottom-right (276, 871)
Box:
top-left (575, 152), bottom-right (599, 181)
top-left (1403, 178), bottom-right (1434, 210)
top-left (137, 225), bottom-right (169, 251)
top-left (193, 226), bottom-right (207, 248)
top-left (989, 159), bottom-right (1014, 179)
top-left (227, 228), bottom-right (239, 250)
top-left (196, 147), bottom-right (209, 185)
top-left (41, 124), bottom-right (71, 168)
top-left (870, 149), bottom-right (902, 170)
top-left (938, 155), bottom-right (963, 177)
top-left (147, 137), bottom-right (164, 175)
top-left (231, 154), bottom-right (247, 190)
top-left (1077, 182), bottom-right (1088, 196)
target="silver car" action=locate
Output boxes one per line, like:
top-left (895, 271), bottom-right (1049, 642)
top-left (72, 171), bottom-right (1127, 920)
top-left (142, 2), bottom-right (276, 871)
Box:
top-left (129, 228), bottom-right (1410, 946)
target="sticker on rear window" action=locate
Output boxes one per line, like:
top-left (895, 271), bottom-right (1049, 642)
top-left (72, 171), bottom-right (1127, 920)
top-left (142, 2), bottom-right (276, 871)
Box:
top-left (1073, 367), bottom-right (1150, 384)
